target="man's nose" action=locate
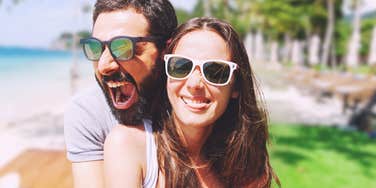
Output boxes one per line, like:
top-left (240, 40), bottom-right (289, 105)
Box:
top-left (97, 48), bottom-right (119, 76)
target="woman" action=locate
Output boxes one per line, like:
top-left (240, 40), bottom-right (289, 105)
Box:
top-left (104, 17), bottom-right (279, 188)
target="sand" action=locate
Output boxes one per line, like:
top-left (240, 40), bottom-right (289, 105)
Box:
top-left (0, 76), bottom-right (95, 168)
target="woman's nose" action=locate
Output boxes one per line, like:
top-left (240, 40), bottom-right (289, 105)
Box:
top-left (186, 67), bottom-right (205, 90)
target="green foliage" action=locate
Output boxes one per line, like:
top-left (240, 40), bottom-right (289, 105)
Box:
top-left (176, 0), bottom-right (375, 62)
top-left (311, 63), bottom-right (331, 72)
top-left (82, 4), bottom-right (92, 14)
top-left (77, 30), bottom-right (90, 39)
top-left (57, 31), bottom-right (89, 49)
top-left (0, 0), bottom-right (25, 7)
top-left (348, 64), bottom-right (376, 75)
top-left (334, 20), bottom-right (352, 57)
top-left (360, 18), bottom-right (376, 56)
top-left (59, 32), bottom-right (73, 40)
top-left (333, 15), bottom-right (376, 59)
top-left (186, 0), bottom-right (253, 38)
top-left (269, 124), bottom-right (376, 188)
top-left (191, 0), bottom-right (205, 18)
top-left (177, 0), bottom-right (340, 40)
top-left (175, 8), bottom-right (194, 25)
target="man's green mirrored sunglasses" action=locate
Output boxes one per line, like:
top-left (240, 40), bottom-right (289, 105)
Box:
top-left (80, 36), bottom-right (161, 61)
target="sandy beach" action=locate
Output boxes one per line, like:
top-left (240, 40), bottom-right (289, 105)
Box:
top-left (0, 56), bottom-right (95, 169)
top-left (1, 79), bottom-right (95, 168)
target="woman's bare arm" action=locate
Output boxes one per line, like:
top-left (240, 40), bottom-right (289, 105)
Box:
top-left (104, 125), bottom-right (146, 188)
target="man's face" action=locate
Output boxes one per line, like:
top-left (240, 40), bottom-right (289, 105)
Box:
top-left (92, 8), bottom-right (159, 125)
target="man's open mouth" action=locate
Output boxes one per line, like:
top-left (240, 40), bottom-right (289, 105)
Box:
top-left (107, 81), bottom-right (138, 110)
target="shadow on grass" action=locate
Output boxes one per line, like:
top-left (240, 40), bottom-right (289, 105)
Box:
top-left (270, 124), bottom-right (376, 178)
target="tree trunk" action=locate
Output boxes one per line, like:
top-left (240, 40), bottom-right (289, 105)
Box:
top-left (244, 32), bottom-right (254, 62)
top-left (282, 34), bottom-right (292, 63)
top-left (368, 26), bottom-right (376, 65)
top-left (254, 30), bottom-right (265, 62)
top-left (321, 0), bottom-right (335, 67)
top-left (346, 0), bottom-right (361, 67)
top-left (291, 40), bottom-right (303, 66)
top-left (309, 34), bottom-right (320, 66)
top-left (330, 41), bottom-right (337, 69)
top-left (270, 41), bottom-right (279, 63)
top-left (204, 0), bottom-right (211, 17)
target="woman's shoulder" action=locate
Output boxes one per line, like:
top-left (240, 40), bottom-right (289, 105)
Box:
top-left (105, 124), bottom-right (147, 156)
top-left (104, 125), bottom-right (147, 187)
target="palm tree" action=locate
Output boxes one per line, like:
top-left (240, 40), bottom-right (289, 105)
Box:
top-left (203, 0), bottom-right (211, 16)
top-left (345, 0), bottom-right (362, 68)
top-left (369, 26), bottom-right (376, 65)
top-left (270, 40), bottom-right (279, 63)
top-left (254, 30), bottom-right (265, 62)
top-left (309, 34), bottom-right (321, 66)
top-left (320, 0), bottom-right (335, 68)
top-left (291, 40), bottom-right (304, 65)
top-left (244, 32), bottom-right (255, 62)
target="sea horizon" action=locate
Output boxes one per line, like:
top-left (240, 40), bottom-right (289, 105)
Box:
top-left (0, 45), bottom-right (75, 59)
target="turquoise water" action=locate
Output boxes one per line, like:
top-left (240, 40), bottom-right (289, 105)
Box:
top-left (0, 46), bottom-right (91, 75)
top-left (1, 46), bottom-right (94, 123)
top-left (1, 46), bottom-right (74, 72)
top-left (0, 46), bottom-right (72, 58)
top-left (0, 46), bottom-right (92, 84)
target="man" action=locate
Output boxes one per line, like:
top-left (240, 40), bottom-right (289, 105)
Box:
top-left (64, 0), bottom-right (177, 187)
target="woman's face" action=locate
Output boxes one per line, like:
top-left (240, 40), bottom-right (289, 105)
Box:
top-left (167, 30), bottom-right (238, 129)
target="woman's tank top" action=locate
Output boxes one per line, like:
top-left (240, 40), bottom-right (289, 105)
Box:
top-left (143, 120), bottom-right (158, 188)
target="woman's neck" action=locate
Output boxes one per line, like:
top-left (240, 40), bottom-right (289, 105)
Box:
top-left (173, 115), bottom-right (214, 160)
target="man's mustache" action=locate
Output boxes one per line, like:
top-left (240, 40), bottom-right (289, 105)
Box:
top-left (102, 71), bottom-right (137, 87)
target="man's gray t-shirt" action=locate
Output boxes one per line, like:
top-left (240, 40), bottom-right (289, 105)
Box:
top-left (64, 84), bottom-right (118, 162)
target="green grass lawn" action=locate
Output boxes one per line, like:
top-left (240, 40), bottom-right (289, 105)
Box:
top-left (269, 124), bottom-right (376, 188)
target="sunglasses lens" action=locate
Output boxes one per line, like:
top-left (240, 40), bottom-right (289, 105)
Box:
top-left (167, 57), bottom-right (193, 79)
top-left (203, 61), bottom-right (231, 84)
top-left (83, 39), bottom-right (102, 61)
top-left (110, 37), bottom-right (133, 61)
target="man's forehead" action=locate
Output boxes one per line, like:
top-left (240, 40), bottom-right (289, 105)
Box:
top-left (92, 9), bottom-right (150, 40)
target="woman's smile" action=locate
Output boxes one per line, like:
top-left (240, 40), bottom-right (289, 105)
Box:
top-left (180, 95), bottom-right (211, 111)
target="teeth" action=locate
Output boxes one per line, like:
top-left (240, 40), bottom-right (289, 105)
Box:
top-left (107, 81), bottom-right (126, 88)
top-left (182, 97), bottom-right (209, 104)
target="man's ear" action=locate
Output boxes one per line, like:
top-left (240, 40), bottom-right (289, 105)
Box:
top-left (231, 90), bottom-right (239, 99)
top-left (161, 38), bottom-right (172, 57)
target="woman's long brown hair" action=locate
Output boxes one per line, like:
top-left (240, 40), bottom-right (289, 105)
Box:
top-left (152, 17), bottom-right (280, 188)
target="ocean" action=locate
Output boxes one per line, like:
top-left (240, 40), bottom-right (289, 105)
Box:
top-left (0, 46), bottom-right (94, 125)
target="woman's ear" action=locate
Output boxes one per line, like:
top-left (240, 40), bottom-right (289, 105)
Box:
top-left (231, 90), bottom-right (239, 98)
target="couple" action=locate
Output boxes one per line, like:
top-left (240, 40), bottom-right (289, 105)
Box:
top-left (64, 0), bottom-right (279, 187)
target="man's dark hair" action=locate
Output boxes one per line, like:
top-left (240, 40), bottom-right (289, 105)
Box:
top-left (93, 0), bottom-right (177, 50)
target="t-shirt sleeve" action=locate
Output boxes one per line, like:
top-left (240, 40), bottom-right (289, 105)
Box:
top-left (64, 99), bottom-right (105, 162)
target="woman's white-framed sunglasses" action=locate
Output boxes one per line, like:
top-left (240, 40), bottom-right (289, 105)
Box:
top-left (164, 54), bottom-right (238, 86)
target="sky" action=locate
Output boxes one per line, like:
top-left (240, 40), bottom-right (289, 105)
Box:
top-left (0, 0), bottom-right (375, 48)
top-left (0, 0), bottom-right (197, 48)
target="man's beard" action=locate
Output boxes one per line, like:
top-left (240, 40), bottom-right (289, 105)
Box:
top-left (95, 71), bottom-right (155, 125)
